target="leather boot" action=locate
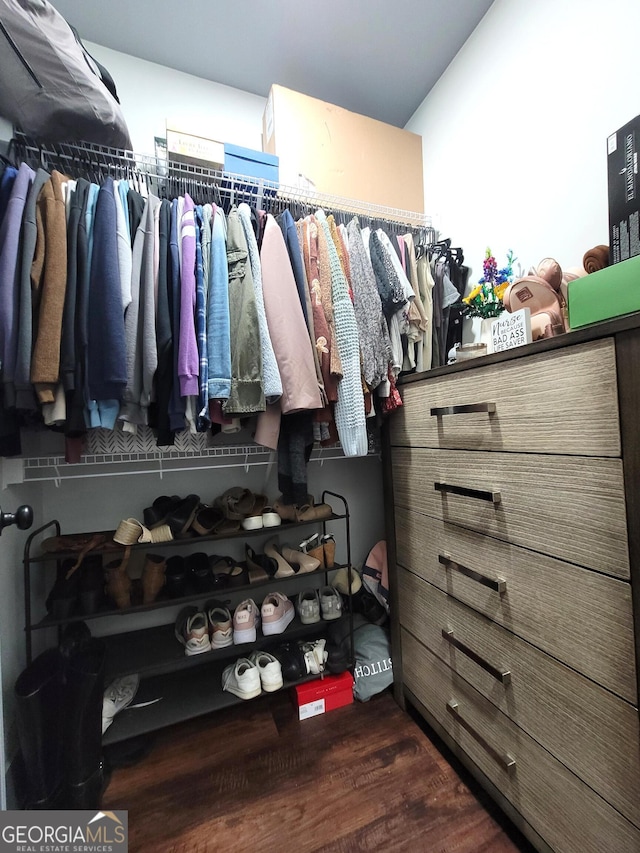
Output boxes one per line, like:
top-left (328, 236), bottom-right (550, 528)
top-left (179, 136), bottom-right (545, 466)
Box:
top-left (14, 648), bottom-right (64, 809)
top-left (105, 546), bottom-right (131, 610)
top-left (322, 534), bottom-right (336, 569)
top-left (62, 638), bottom-right (108, 809)
top-left (142, 553), bottom-right (166, 604)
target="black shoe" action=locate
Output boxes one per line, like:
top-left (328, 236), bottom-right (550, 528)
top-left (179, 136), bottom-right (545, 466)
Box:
top-left (325, 640), bottom-right (350, 674)
top-left (186, 552), bottom-right (211, 593)
top-left (245, 545), bottom-right (276, 583)
top-left (46, 559), bottom-right (81, 619)
top-left (272, 642), bottom-right (306, 682)
top-left (166, 494), bottom-right (200, 537)
top-left (78, 556), bottom-right (105, 615)
top-left (164, 556), bottom-right (187, 598)
top-left (143, 495), bottom-right (181, 529)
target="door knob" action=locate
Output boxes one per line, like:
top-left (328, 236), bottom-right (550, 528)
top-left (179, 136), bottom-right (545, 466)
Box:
top-left (0, 504), bottom-right (34, 534)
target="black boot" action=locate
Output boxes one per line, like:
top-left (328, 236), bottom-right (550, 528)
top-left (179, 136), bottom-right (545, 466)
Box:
top-left (14, 648), bottom-right (64, 809)
top-left (61, 638), bottom-right (108, 809)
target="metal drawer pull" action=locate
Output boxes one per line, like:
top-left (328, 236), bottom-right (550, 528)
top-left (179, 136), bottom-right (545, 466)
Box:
top-left (434, 482), bottom-right (502, 504)
top-left (439, 553), bottom-right (506, 594)
top-left (430, 402), bottom-right (496, 416)
top-left (442, 629), bottom-right (511, 685)
top-left (446, 700), bottom-right (516, 775)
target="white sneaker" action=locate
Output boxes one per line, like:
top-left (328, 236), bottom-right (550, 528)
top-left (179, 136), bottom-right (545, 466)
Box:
top-left (301, 639), bottom-right (327, 675)
top-left (233, 599), bottom-right (260, 644)
top-left (261, 592), bottom-right (295, 635)
top-left (222, 658), bottom-right (262, 700)
top-left (320, 586), bottom-right (343, 621)
top-left (297, 589), bottom-right (321, 624)
top-left (249, 650), bottom-right (284, 692)
top-left (102, 674), bottom-right (140, 734)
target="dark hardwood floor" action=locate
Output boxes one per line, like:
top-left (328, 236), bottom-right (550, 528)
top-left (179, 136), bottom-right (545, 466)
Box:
top-left (102, 689), bottom-right (535, 853)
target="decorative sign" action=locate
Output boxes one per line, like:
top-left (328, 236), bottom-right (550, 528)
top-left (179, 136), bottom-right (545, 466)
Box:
top-left (166, 128), bottom-right (224, 169)
top-left (491, 308), bottom-right (532, 353)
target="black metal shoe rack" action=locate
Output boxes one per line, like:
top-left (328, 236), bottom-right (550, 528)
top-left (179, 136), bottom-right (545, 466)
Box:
top-left (22, 490), bottom-right (356, 744)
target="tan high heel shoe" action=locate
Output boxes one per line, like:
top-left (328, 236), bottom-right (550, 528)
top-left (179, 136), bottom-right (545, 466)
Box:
top-left (105, 546), bottom-right (132, 610)
top-left (281, 546), bottom-right (320, 574)
top-left (141, 554), bottom-right (166, 604)
top-left (264, 540), bottom-right (296, 578)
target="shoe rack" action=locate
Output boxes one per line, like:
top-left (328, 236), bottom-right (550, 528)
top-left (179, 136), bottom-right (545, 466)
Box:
top-left (22, 491), bottom-right (356, 745)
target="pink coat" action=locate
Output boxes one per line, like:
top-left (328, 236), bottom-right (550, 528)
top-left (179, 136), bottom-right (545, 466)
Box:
top-left (260, 215), bottom-right (322, 414)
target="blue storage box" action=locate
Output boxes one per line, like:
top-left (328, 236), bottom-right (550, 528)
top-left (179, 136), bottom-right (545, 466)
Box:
top-left (223, 143), bottom-right (279, 183)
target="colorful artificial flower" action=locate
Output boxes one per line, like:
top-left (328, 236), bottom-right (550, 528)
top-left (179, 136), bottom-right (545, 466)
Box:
top-left (461, 248), bottom-right (516, 319)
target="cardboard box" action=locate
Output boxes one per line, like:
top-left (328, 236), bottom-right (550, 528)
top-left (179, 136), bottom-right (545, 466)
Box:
top-left (224, 143), bottom-right (279, 183)
top-left (607, 115), bottom-right (640, 264)
top-left (568, 254), bottom-right (640, 328)
top-left (293, 672), bottom-right (354, 720)
top-left (262, 84), bottom-right (424, 213)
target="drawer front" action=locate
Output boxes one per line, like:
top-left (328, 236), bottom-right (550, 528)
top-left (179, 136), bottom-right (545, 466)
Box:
top-left (402, 630), bottom-right (640, 853)
top-left (391, 338), bottom-right (620, 456)
top-left (398, 568), bottom-right (640, 826)
top-left (394, 510), bottom-right (636, 700)
top-left (392, 447), bottom-right (629, 578)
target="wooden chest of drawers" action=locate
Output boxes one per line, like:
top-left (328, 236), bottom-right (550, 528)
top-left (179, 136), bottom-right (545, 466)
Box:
top-left (385, 326), bottom-right (640, 853)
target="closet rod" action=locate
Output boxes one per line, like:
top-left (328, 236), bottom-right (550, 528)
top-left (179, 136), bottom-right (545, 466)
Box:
top-left (10, 133), bottom-right (433, 231)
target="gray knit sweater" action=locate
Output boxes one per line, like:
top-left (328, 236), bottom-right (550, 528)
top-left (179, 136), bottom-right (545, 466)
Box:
top-left (347, 217), bottom-right (391, 390)
top-left (316, 210), bottom-right (367, 457)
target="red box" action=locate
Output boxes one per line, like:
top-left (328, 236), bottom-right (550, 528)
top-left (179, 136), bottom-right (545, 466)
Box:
top-left (292, 672), bottom-right (354, 720)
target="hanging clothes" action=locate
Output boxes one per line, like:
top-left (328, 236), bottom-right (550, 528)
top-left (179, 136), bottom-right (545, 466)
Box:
top-left (316, 210), bottom-right (367, 457)
top-left (87, 177), bottom-right (127, 408)
top-left (119, 194), bottom-right (161, 429)
top-left (152, 198), bottom-right (174, 446)
top-left (0, 162), bottom-right (35, 409)
top-left (206, 204), bottom-right (231, 403)
top-left (238, 202), bottom-right (282, 403)
top-left (260, 214), bottom-right (321, 414)
top-left (225, 205), bottom-right (264, 415)
top-left (30, 170), bottom-right (68, 404)
top-left (167, 197), bottom-right (186, 432)
top-left (346, 217), bottom-right (391, 390)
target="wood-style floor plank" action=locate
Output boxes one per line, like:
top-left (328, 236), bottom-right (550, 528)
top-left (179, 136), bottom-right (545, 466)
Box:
top-left (102, 690), bottom-right (533, 853)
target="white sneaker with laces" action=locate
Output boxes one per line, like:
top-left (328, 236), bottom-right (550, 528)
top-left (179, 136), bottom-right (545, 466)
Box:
top-left (222, 657), bottom-right (262, 699)
top-left (249, 650), bottom-right (284, 692)
top-left (297, 589), bottom-right (321, 624)
top-left (320, 586), bottom-right (343, 621)
top-left (102, 673), bottom-right (140, 734)
top-left (301, 639), bottom-right (327, 675)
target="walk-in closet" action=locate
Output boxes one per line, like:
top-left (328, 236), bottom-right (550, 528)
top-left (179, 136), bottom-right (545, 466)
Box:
top-left (1, 1), bottom-right (639, 852)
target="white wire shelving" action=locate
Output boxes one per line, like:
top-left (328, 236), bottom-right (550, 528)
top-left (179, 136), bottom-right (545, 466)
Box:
top-left (1, 427), bottom-right (381, 488)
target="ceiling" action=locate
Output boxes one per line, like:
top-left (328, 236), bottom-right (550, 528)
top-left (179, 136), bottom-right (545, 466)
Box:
top-left (49, 0), bottom-right (495, 128)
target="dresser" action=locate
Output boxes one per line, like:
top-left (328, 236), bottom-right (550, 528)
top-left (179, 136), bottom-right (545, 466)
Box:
top-left (384, 318), bottom-right (640, 853)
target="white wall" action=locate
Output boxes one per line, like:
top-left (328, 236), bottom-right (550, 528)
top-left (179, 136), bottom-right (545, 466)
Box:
top-left (406, 0), bottom-right (640, 285)
top-left (0, 481), bottom-right (42, 807)
top-left (84, 42), bottom-right (266, 155)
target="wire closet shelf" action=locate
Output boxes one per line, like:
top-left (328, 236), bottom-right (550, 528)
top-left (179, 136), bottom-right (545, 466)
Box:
top-left (10, 133), bottom-right (435, 233)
